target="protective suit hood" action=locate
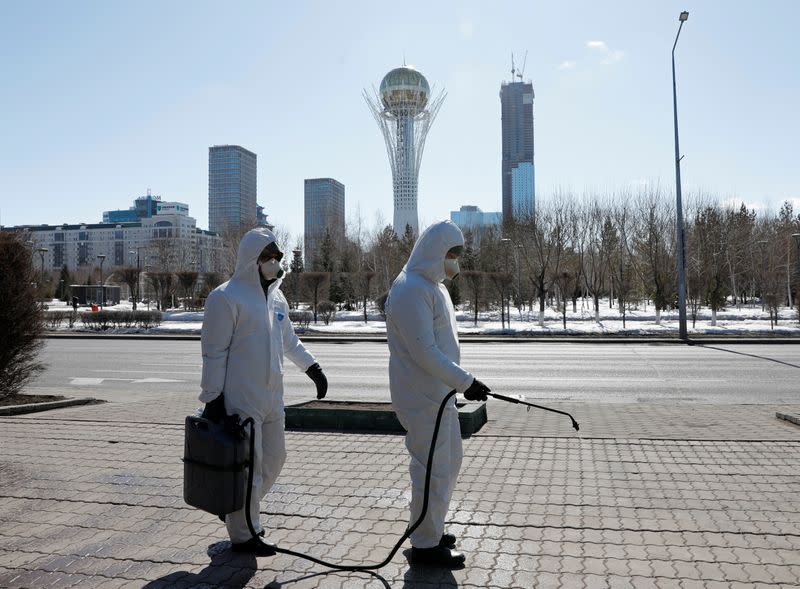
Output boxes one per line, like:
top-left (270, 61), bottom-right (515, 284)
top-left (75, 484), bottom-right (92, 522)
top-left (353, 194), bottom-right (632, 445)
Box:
top-left (232, 227), bottom-right (277, 287)
top-left (404, 220), bottom-right (465, 284)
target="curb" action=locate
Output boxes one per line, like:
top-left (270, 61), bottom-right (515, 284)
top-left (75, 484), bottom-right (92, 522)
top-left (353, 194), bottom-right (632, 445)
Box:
top-left (44, 332), bottom-right (800, 344)
top-left (0, 397), bottom-right (102, 416)
top-left (776, 412), bottom-right (800, 427)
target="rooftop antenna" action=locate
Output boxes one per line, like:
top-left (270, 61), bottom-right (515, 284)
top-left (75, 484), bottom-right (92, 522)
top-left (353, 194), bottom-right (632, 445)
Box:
top-left (517, 50), bottom-right (528, 81)
top-left (510, 52), bottom-right (516, 81)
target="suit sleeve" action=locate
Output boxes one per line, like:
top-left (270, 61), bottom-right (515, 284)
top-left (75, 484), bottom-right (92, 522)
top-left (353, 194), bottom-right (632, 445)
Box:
top-left (199, 290), bottom-right (236, 402)
top-left (388, 286), bottom-right (473, 393)
top-left (279, 294), bottom-right (316, 371)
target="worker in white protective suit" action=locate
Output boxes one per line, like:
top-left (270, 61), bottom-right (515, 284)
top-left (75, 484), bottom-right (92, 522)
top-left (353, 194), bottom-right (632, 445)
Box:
top-left (386, 220), bottom-right (491, 569)
top-left (199, 227), bottom-right (328, 556)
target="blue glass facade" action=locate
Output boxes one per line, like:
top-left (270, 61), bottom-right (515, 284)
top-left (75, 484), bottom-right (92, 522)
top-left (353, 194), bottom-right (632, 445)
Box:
top-left (208, 145), bottom-right (257, 234)
top-left (102, 194), bottom-right (159, 223)
top-left (450, 206), bottom-right (502, 230)
top-left (304, 178), bottom-right (345, 270)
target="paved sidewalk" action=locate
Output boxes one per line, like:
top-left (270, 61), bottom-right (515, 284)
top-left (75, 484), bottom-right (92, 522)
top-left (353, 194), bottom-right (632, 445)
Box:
top-left (1, 394), bottom-right (799, 588)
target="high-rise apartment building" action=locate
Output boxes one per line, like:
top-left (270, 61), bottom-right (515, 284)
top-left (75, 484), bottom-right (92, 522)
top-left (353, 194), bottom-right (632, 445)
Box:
top-left (500, 81), bottom-right (535, 220)
top-left (208, 145), bottom-right (257, 234)
top-left (304, 178), bottom-right (345, 270)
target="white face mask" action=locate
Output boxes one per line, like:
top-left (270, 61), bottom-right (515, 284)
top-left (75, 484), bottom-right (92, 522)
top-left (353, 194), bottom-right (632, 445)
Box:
top-left (259, 259), bottom-right (283, 281)
top-left (444, 258), bottom-right (460, 279)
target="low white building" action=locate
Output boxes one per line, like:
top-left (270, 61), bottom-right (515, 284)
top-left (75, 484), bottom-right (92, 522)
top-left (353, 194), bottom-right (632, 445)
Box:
top-left (14, 207), bottom-right (222, 275)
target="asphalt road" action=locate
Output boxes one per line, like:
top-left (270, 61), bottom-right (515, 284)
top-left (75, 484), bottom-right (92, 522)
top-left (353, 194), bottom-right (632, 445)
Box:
top-left (25, 339), bottom-right (800, 405)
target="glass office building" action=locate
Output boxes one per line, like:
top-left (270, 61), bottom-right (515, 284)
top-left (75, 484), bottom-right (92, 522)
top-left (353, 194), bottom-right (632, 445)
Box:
top-left (103, 193), bottom-right (160, 223)
top-left (304, 178), bottom-right (345, 270)
top-left (208, 145), bottom-right (257, 234)
top-left (450, 205), bottom-right (502, 230)
top-left (500, 81), bottom-right (535, 221)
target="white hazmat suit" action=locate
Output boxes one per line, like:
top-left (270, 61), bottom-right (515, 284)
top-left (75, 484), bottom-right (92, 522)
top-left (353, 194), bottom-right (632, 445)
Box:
top-left (199, 227), bottom-right (317, 543)
top-left (386, 220), bottom-right (474, 549)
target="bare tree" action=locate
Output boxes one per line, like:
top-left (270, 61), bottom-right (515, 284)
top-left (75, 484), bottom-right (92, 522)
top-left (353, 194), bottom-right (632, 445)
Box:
top-left (580, 203), bottom-right (610, 321)
top-left (488, 272), bottom-right (513, 329)
top-left (199, 272), bottom-right (224, 301)
top-left (693, 205), bottom-right (729, 325)
top-left (517, 205), bottom-right (566, 327)
top-left (147, 271), bottom-right (176, 311)
top-left (218, 225), bottom-right (253, 279)
top-left (301, 272), bottom-right (330, 323)
top-left (633, 192), bottom-right (676, 325)
top-left (176, 271), bottom-right (200, 309)
top-left (606, 201), bottom-right (636, 328)
top-left (358, 271), bottom-right (375, 322)
top-left (552, 269), bottom-right (575, 330)
top-left (114, 266), bottom-right (142, 309)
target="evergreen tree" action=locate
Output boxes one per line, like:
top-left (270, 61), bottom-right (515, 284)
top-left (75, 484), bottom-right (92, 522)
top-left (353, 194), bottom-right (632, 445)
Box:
top-left (399, 223), bottom-right (416, 260)
top-left (58, 264), bottom-right (71, 301)
top-left (445, 278), bottom-right (461, 306)
top-left (318, 229), bottom-right (335, 272)
top-left (290, 249), bottom-right (304, 274)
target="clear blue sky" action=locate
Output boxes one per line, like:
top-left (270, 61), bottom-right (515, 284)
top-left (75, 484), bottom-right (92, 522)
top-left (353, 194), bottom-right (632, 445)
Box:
top-left (1, 1), bottom-right (798, 239)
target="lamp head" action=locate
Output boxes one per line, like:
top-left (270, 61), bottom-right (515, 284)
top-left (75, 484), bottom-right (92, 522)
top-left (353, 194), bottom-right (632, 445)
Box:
top-left (679, 11), bottom-right (689, 22)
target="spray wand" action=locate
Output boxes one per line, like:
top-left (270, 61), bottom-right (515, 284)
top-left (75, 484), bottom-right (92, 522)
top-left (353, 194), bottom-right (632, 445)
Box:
top-left (487, 392), bottom-right (580, 431)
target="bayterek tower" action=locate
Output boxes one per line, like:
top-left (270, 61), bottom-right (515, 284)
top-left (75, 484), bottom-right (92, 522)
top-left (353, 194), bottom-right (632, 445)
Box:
top-left (364, 66), bottom-right (445, 236)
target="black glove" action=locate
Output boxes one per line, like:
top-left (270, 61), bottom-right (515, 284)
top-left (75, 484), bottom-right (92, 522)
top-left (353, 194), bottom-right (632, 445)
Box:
top-left (306, 363), bottom-right (328, 399)
top-left (201, 393), bottom-right (227, 423)
top-left (463, 378), bottom-right (490, 402)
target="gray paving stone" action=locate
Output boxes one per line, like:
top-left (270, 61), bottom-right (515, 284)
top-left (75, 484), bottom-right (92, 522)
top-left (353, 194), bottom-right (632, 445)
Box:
top-left (1, 399), bottom-right (800, 588)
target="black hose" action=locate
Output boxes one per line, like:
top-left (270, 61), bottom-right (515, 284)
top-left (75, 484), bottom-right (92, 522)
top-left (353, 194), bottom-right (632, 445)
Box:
top-left (242, 391), bottom-right (457, 570)
top-left (240, 390), bottom-right (580, 570)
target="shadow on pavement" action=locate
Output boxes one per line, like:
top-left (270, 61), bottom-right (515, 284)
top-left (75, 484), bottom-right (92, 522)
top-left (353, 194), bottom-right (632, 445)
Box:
top-left (264, 569), bottom-right (391, 588)
top-left (142, 541), bottom-right (256, 589)
top-left (401, 549), bottom-right (460, 587)
top-left (696, 343), bottom-right (800, 369)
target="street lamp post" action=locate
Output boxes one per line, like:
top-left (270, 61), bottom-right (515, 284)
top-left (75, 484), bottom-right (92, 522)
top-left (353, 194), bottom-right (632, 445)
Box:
top-left (672, 10), bottom-right (690, 341)
top-left (129, 248), bottom-right (141, 310)
top-left (144, 263), bottom-right (151, 310)
top-left (793, 234), bottom-right (800, 276)
top-left (97, 254), bottom-right (106, 309)
top-left (37, 247), bottom-right (48, 293)
top-left (793, 234), bottom-right (800, 314)
top-left (758, 240), bottom-right (768, 312)
top-left (515, 244), bottom-right (523, 314)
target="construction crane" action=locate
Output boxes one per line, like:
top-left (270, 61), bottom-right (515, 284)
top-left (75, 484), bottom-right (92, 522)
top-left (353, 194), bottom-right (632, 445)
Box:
top-left (510, 51), bottom-right (528, 82)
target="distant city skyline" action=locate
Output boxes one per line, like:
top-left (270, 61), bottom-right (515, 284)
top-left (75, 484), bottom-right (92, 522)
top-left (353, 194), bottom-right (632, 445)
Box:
top-left (1, 2), bottom-right (798, 240)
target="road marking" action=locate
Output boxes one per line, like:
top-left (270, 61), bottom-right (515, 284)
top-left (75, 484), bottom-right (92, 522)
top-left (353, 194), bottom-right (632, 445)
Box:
top-left (70, 377), bottom-right (184, 385)
top-left (148, 363), bottom-right (202, 367)
top-left (482, 376), bottom-right (728, 382)
top-left (69, 378), bottom-right (104, 386)
top-left (90, 369), bottom-right (198, 375)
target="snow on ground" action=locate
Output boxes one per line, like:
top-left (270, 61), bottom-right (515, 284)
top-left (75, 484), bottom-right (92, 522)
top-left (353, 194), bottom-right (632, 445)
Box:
top-left (43, 298), bottom-right (800, 335)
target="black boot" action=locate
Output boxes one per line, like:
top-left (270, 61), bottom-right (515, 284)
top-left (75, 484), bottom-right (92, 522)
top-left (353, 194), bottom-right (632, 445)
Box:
top-left (231, 537), bottom-right (277, 556)
top-left (410, 545), bottom-right (465, 568)
top-left (439, 532), bottom-right (456, 548)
